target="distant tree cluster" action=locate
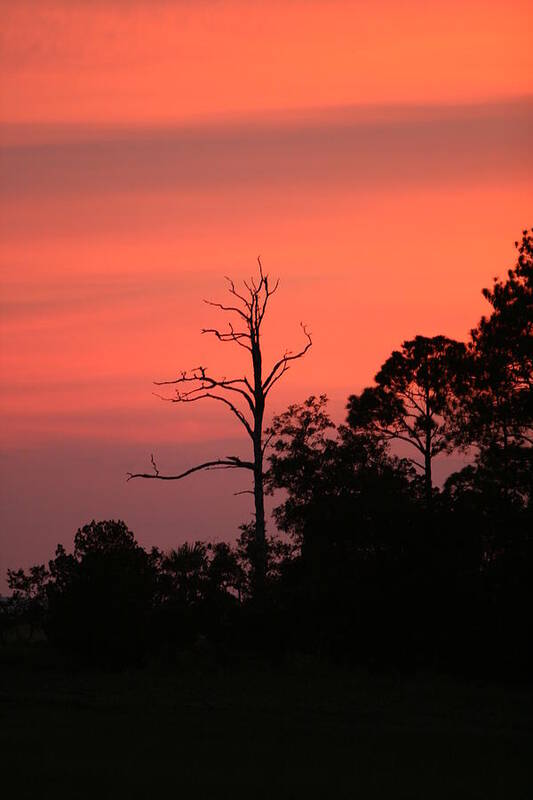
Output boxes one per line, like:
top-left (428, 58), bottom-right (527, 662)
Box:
top-left (3, 230), bottom-right (532, 678)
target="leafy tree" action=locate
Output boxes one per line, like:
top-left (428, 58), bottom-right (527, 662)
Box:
top-left (46, 520), bottom-right (156, 666)
top-left (462, 228), bottom-right (533, 455)
top-left (234, 521), bottom-right (293, 591)
top-left (150, 540), bottom-right (247, 652)
top-left (347, 336), bottom-right (466, 507)
top-left (265, 396), bottom-right (439, 663)
top-left (265, 395), bottom-right (335, 541)
top-left (207, 541), bottom-right (245, 600)
top-left (157, 542), bottom-right (209, 606)
top-left (129, 260), bottom-right (312, 594)
top-left (6, 564), bottom-right (49, 639)
top-left (149, 542), bottom-right (211, 651)
top-left (266, 395), bottom-right (416, 543)
top-left (72, 518), bottom-right (139, 558)
top-left (444, 443), bottom-right (533, 515)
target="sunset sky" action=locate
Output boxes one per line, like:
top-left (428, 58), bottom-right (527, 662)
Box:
top-left (1, 0), bottom-right (532, 585)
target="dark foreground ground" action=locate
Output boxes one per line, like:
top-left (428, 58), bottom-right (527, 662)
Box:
top-left (1, 643), bottom-right (532, 799)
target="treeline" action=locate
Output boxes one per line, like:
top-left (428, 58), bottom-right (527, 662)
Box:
top-left (3, 230), bottom-right (532, 678)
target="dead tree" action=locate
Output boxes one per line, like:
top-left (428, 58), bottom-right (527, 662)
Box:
top-left (128, 259), bottom-right (312, 593)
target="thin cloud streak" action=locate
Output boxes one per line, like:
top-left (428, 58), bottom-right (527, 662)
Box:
top-left (0, 271), bottom-right (206, 321)
top-left (2, 99), bottom-right (531, 197)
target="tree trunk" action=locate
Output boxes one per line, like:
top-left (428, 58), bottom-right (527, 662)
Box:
top-left (253, 445), bottom-right (267, 594)
top-left (424, 448), bottom-right (432, 509)
top-left (252, 331), bottom-right (267, 595)
top-left (424, 382), bottom-right (433, 510)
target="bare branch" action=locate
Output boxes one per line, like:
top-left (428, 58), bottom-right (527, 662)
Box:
top-left (262, 429), bottom-right (276, 455)
top-left (166, 391), bottom-right (254, 438)
top-left (201, 326), bottom-right (250, 341)
top-left (243, 278), bottom-right (255, 297)
top-left (203, 298), bottom-right (248, 320)
top-left (263, 362), bottom-right (290, 398)
top-left (263, 323), bottom-right (312, 392)
top-left (202, 322), bottom-right (252, 352)
top-left (257, 258), bottom-right (280, 323)
top-left (153, 368), bottom-right (255, 412)
top-left (224, 276), bottom-right (252, 311)
top-left (127, 455), bottom-right (254, 482)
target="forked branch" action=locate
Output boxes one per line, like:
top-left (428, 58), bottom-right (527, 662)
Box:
top-left (263, 323), bottom-right (313, 395)
top-left (154, 367), bottom-right (255, 412)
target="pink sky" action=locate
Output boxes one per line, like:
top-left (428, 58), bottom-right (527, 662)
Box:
top-left (1, 0), bottom-right (532, 587)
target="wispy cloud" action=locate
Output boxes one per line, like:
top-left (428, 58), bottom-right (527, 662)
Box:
top-left (0, 271), bottom-right (204, 321)
top-left (2, 99), bottom-right (531, 197)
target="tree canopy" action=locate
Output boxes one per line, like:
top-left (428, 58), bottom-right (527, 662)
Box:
top-left (347, 335), bottom-right (466, 505)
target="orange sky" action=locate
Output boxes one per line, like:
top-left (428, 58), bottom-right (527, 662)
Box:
top-left (2, 0), bottom-right (532, 122)
top-left (1, 0), bottom-right (532, 583)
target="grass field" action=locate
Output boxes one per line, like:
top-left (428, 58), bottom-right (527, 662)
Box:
top-left (1, 643), bottom-right (531, 799)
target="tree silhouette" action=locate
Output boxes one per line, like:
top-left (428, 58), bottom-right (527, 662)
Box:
top-left (46, 520), bottom-right (156, 666)
top-left (444, 443), bottom-right (533, 514)
top-left (128, 259), bottom-right (311, 592)
top-left (447, 229), bottom-right (533, 505)
top-left (462, 228), bottom-right (533, 455)
top-left (266, 395), bottom-right (416, 542)
top-left (347, 336), bottom-right (466, 507)
top-left (6, 231), bottom-right (533, 678)
top-left (6, 564), bottom-right (49, 640)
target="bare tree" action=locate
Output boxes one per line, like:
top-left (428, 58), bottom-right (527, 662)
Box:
top-left (128, 259), bottom-right (312, 592)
